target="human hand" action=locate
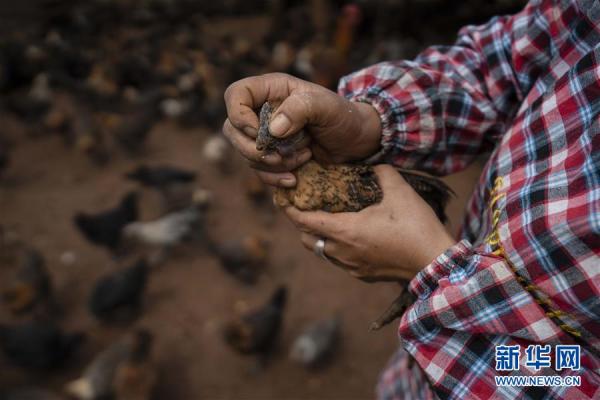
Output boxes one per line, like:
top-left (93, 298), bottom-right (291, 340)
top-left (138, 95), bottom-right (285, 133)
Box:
top-left (282, 165), bottom-right (456, 282)
top-left (223, 73), bottom-right (382, 187)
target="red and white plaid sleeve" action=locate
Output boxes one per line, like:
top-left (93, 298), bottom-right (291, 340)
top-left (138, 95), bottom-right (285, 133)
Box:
top-left (338, 0), bottom-right (556, 176)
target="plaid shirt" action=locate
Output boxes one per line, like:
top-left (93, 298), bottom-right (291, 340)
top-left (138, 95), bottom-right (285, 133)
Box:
top-left (339, 0), bottom-right (600, 399)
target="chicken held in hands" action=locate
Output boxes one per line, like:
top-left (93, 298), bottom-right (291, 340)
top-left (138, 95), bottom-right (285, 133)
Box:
top-left (274, 160), bottom-right (452, 222)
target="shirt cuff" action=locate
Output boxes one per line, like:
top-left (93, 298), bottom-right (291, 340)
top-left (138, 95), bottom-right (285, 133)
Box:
top-left (408, 239), bottom-right (473, 298)
top-left (343, 92), bottom-right (401, 164)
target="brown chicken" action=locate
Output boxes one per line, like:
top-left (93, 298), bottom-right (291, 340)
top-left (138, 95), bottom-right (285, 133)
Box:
top-left (274, 161), bottom-right (382, 213)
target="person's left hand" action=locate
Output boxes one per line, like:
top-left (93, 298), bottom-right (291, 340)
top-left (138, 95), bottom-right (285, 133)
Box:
top-left (282, 165), bottom-right (456, 282)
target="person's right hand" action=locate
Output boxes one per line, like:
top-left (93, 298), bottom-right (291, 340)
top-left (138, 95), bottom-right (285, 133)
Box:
top-left (222, 73), bottom-right (382, 187)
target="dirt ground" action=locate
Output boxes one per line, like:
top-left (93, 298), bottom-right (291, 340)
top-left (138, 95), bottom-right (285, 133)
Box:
top-left (0, 109), bottom-right (484, 400)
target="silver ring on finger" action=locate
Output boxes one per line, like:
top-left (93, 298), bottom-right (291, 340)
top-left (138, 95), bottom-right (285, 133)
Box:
top-left (313, 238), bottom-right (330, 261)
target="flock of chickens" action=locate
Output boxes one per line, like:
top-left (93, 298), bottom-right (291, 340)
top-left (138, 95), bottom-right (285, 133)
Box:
top-left (1, 154), bottom-right (342, 399)
top-left (0, 0), bottom-right (527, 399)
top-left (0, 1), bottom-right (376, 398)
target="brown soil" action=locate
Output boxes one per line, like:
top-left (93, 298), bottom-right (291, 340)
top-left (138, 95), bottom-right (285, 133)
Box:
top-left (0, 113), bottom-right (483, 399)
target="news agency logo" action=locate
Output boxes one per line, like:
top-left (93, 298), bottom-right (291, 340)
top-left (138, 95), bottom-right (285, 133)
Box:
top-left (494, 344), bottom-right (581, 387)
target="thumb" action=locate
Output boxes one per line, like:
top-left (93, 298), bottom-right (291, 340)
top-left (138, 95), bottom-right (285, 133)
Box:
top-left (373, 164), bottom-right (408, 194)
top-left (269, 91), bottom-right (331, 138)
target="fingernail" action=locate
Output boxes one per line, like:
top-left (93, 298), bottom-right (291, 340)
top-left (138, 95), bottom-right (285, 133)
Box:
top-left (261, 153), bottom-right (280, 164)
top-left (278, 176), bottom-right (296, 187)
top-left (244, 126), bottom-right (257, 137)
top-left (269, 113), bottom-right (291, 137)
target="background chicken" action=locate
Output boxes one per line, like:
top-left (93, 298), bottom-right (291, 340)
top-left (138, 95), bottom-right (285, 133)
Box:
top-left (114, 330), bottom-right (157, 400)
top-left (126, 164), bottom-right (196, 192)
top-left (88, 259), bottom-right (149, 322)
top-left (112, 100), bottom-right (161, 155)
top-left (123, 207), bottom-right (202, 248)
top-left (289, 315), bottom-right (340, 368)
top-left (0, 320), bottom-right (84, 369)
top-left (2, 247), bottom-right (54, 315)
top-left (294, 3), bottom-right (363, 89)
top-left (202, 134), bottom-right (232, 174)
top-left (211, 234), bottom-right (269, 285)
top-left (223, 286), bottom-right (287, 366)
top-left (71, 104), bottom-right (109, 165)
top-left (4, 73), bottom-right (53, 135)
top-left (66, 329), bottom-right (155, 400)
top-left (74, 191), bottom-right (138, 256)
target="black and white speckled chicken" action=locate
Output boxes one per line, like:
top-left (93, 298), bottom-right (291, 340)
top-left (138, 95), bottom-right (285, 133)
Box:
top-left (2, 247), bottom-right (54, 315)
top-left (66, 329), bottom-right (155, 400)
top-left (88, 259), bottom-right (149, 322)
top-left (123, 207), bottom-right (202, 248)
top-left (223, 286), bottom-right (287, 366)
top-left (289, 315), bottom-right (341, 368)
top-left (0, 320), bottom-right (84, 369)
top-left (74, 192), bottom-right (138, 255)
